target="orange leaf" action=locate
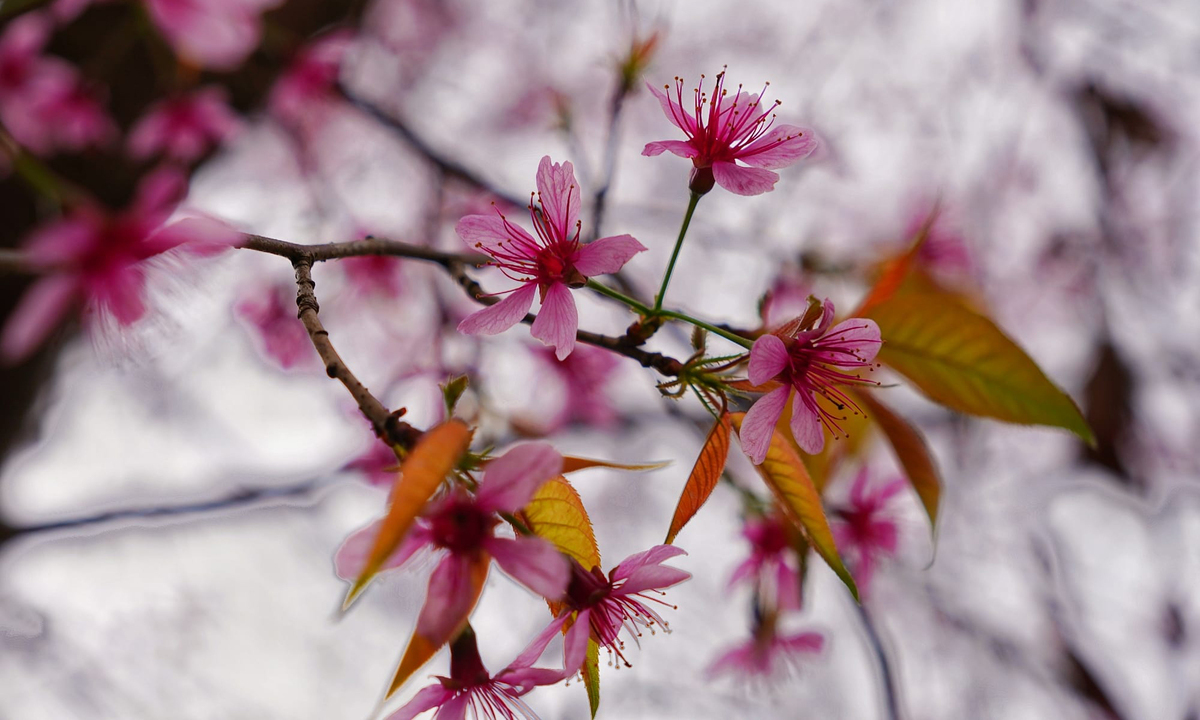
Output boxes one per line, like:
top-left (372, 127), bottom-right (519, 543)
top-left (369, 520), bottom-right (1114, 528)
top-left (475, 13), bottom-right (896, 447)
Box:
top-left (561, 456), bottom-right (670, 474)
top-left (855, 206), bottom-right (939, 316)
top-left (385, 556), bottom-right (489, 698)
top-left (854, 390), bottom-right (941, 529)
top-left (520, 476), bottom-right (600, 571)
top-left (342, 419), bottom-right (474, 610)
top-left (862, 289), bottom-right (1094, 443)
top-left (665, 413), bottom-right (731, 544)
top-left (730, 412), bottom-right (859, 601)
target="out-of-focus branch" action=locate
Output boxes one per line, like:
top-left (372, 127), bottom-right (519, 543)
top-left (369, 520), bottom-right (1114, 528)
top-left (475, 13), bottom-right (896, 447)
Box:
top-left (0, 249), bottom-right (33, 275)
top-left (857, 602), bottom-right (903, 720)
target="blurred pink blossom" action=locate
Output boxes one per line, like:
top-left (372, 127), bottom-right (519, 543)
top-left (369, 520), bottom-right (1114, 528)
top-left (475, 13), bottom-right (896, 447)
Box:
top-left (531, 344), bottom-right (621, 431)
top-left (345, 439), bottom-right (398, 488)
top-left (538, 545), bottom-right (690, 673)
top-left (236, 282), bottom-right (311, 369)
top-left (128, 87), bottom-right (242, 162)
top-left (643, 70), bottom-right (818, 195)
top-left (831, 469), bottom-right (904, 596)
top-left (340, 254), bottom-right (404, 299)
top-left (269, 30), bottom-right (353, 129)
top-left (741, 299), bottom-right (881, 463)
top-left (759, 268), bottom-right (812, 329)
top-left (1, 169), bottom-right (239, 362)
top-left (143, 0), bottom-right (281, 70)
top-left (335, 443), bottom-right (569, 645)
top-left (386, 625), bottom-right (563, 720)
top-left (728, 513), bottom-right (802, 612)
top-left (456, 156), bottom-right (646, 360)
top-left (707, 626), bottom-right (824, 681)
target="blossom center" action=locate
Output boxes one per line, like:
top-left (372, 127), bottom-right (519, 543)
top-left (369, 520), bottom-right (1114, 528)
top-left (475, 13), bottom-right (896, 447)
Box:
top-left (429, 498), bottom-right (495, 554)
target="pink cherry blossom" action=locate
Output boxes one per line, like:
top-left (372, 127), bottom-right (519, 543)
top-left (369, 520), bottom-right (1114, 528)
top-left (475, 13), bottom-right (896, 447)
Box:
top-left (336, 443), bottom-right (570, 647)
top-left (128, 87), bottom-right (242, 162)
top-left (642, 69), bottom-right (818, 196)
top-left (532, 344), bottom-right (621, 431)
top-left (537, 545), bottom-right (690, 673)
top-left (707, 625), bottom-right (824, 682)
top-left (236, 282), bottom-right (311, 369)
top-left (759, 268), bottom-right (812, 329)
top-left (1, 169), bottom-right (240, 362)
top-left (268, 30), bottom-right (353, 129)
top-left (831, 469), bottom-right (904, 596)
top-left (456, 156), bottom-right (646, 360)
top-left (341, 254), bottom-right (404, 298)
top-left (386, 625), bottom-right (564, 720)
top-left (143, 0), bottom-right (281, 70)
top-left (728, 513), bottom-right (803, 612)
top-left (740, 298), bottom-right (882, 464)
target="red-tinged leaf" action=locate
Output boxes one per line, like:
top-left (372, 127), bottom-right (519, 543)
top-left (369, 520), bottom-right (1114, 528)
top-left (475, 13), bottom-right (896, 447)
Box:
top-left (855, 207), bottom-right (939, 316)
top-left (583, 638), bottom-right (601, 718)
top-left (862, 289), bottom-right (1094, 444)
top-left (343, 419), bottom-right (474, 610)
top-left (561, 456), bottom-right (670, 474)
top-left (854, 390), bottom-right (941, 529)
top-left (519, 475), bottom-right (601, 571)
top-left (665, 413), bottom-right (731, 544)
top-left (385, 556), bottom-right (489, 698)
top-left (730, 412), bottom-right (859, 601)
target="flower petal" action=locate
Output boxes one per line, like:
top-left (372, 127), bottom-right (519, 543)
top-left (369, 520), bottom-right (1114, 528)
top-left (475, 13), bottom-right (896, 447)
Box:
top-left (0, 274), bottom-right (80, 362)
top-left (738, 386), bottom-right (790, 464)
top-left (507, 613), bottom-right (569, 671)
top-left (779, 631), bottom-right (825, 654)
top-left (457, 283), bottom-right (536, 336)
top-left (383, 684), bottom-right (454, 720)
top-left (571, 234), bottom-right (647, 277)
top-left (23, 216), bottom-right (100, 267)
top-left (790, 392), bottom-right (825, 454)
top-left (748, 334), bottom-right (789, 386)
top-left (737, 125), bottom-right (818, 170)
top-left (530, 282), bottom-right (577, 360)
top-left (711, 161), bottom-right (779, 196)
top-left (617, 564), bottom-right (691, 596)
top-left (535, 155), bottom-right (580, 240)
top-left (333, 520), bottom-right (432, 580)
top-left (612, 544), bottom-right (687, 581)
top-left (818, 317), bottom-right (882, 363)
top-left (646, 81), bottom-right (697, 134)
top-left (562, 609), bottom-right (591, 674)
top-left (641, 140), bottom-right (699, 159)
top-left (89, 264), bottom-right (146, 326)
top-left (434, 692), bottom-right (469, 720)
top-left (776, 561), bottom-right (802, 612)
top-left (415, 554), bottom-right (487, 644)
top-left (486, 536), bottom-right (570, 599)
top-left (145, 216), bottom-right (242, 258)
top-left (456, 213), bottom-right (538, 255)
top-left (476, 442), bottom-right (563, 513)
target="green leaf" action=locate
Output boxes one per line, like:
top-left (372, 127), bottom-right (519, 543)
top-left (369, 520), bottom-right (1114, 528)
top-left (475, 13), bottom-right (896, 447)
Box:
top-left (441, 374), bottom-right (470, 416)
top-left (583, 638), bottom-right (601, 718)
top-left (863, 289), bottom-right (1094, 444)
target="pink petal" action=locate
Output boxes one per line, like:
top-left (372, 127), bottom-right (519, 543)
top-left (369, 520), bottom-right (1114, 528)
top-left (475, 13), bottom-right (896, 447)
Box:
top-left (612, 545), bottom-right (687, 581)
top-left (646, 81), bottom-right (697, 134)
top-left (476, 442), bottom-right (563, 513)
top-left (499, 667), bottom-right (563, 694)
top-left (147, 216), bottom-right (242, 257)
top-left (848, 467), bottom-right (871, 507)
top-left (790, 393), bottom-right (825, 455)
top-left (706, 642), bottom-right (755, 679)
top-left (819, 318), bottom-right (882, 363)
top-left (571, 234), bottom-right (646, 277)
top-left (529, 282), bottom-right (577, 360)
top-left (793, 298), bottom-right (836, 343)
top-left (333, 520), bottom-right (432, 580)
top-left (415, 554), bottom-right (485, 645)
top-left (384, 684), bottom-right (454, 720)
top-left (507, 614), bottom-right (569, 671)
top-left (455, 213), bottom-right (537, 255)
top-left (738, 386), bottom-right (790, 464)
top-left (775, 561), bottom-right (802, 612)
top-left (457, 283), bottom-right (536, 336)
top-left (641, 140), bottom-right (698, 159)
top-left (23, 216), bottom-right (101, 267)
top-left (434, 693), bottom-right (469, 720)
top-left (617, 564), bottom-right (691, 596)
top-left (89, 264), bottom-right (146, 326)
top-left (0, 274), bottom-right (80, 362)
top-left (726, 557), bottom-right (760, 591)
top-left (748, 334), bottom-right (789, 386)
top-left (737, 125), bottom-right (818, 170)
top-left (535, 156), bottom-right (580, 240)
top-left (132, 166), bottom-right (188, 217)
top-left (485, 535), bottom-right (569, 599)
top-left (779, 631), bottom-right (824, 654)
top-left (711, 161), bottom-right (779, 196)
top-left (562, 610), bottom-right (591, 674)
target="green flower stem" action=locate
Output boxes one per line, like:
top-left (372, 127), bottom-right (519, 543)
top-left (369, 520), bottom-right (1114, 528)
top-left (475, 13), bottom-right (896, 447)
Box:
top-left (585, 279), bottom-right (653, 315)
top-left (653, 191), bottom-right (701, 311)
top-left (657, 310), bottom-right (754, 349)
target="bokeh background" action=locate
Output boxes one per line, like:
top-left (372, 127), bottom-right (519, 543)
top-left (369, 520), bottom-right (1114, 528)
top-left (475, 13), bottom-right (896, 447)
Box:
top-left (2, 0), bottom-right (1199, 718)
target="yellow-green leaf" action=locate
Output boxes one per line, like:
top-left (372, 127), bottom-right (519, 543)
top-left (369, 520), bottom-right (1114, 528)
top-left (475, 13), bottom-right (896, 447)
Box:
top-left (583, 638), bottom-right (601, 718)
top-left (854, 390), bottom-right (940, 529)
top-left (863, 290), bottom-right (1094, 444)
top-left (561, 456), bottom-right (670, 474)
top-left (343, 419), bottom-right (474, 610)
top-left (730, 413), bottom-right (859, 601)
top-left (666, 412), bottom-right (731, 544)
top-left (520, 476), bottom-right (601, 571)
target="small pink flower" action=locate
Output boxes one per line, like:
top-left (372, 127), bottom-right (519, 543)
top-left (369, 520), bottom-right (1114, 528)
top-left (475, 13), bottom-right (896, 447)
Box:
top-left (532, 344), bottom-right (621, 431)
top-left (1, 168), bottom-right (239, 362)
top-left (759, 269), bottom-right (812, 329)
top-left (707, 625), bottom-right (824, 682)
top-left (642, 69), bottom-right (818, 195)
top-left (336, 443), bottom-right (570, 647)
top-left (268, 30), bottom-right (353, 128)
top-left (28, 77), bottom-right (115, 153)
top-left (128, 87), bottom-right (242, 162)
top-left (831, 469), bottom-right (904, 596)
top-left (456, 156), bottom-right (646, 360)
top-left (537, 545), bottom-right (690, 673)
top-left (236, 282), bottom-right (311, 369)
top-left (143, 0), bottom-right (281, 70)
top-left (346, 439), bottom-right (399, 488)
top-left (386, 625), bottom-right (564, 720)
top-left (341, 254), bottom-right (404, 299)
top-left (740, 298), bottom-right (881, 464)
top-left (728, 513), bottom-right (802, 612)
